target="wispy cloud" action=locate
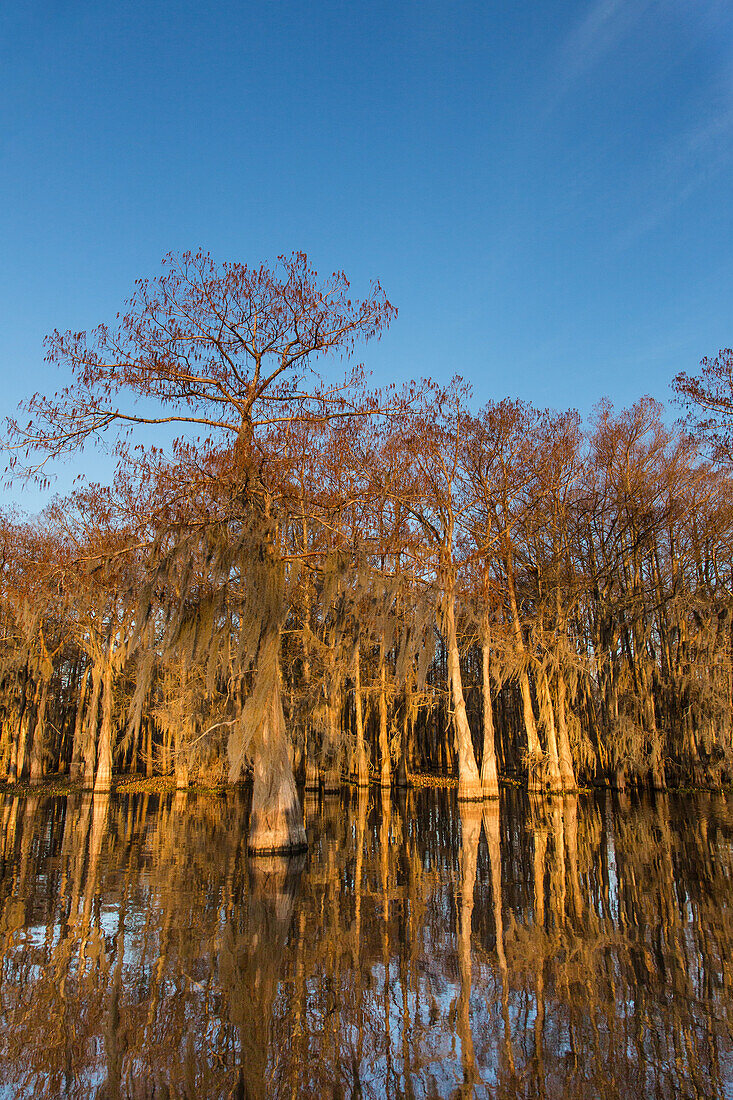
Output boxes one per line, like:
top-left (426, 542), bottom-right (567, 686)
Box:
top-left (549, 0), bottom-right (733, 105)
top-left (611, 106), bottom-right (733, 250)
top-left (544, 1), bottom-right (733, 246)
top-left (551, 0), bottom-right (658, 103)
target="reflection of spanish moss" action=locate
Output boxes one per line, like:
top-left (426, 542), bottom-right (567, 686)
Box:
top-left (0, 788), bottom-right (732, 1096)
top-left (4, 396), bottom-right (733, 853)
top-left (226, 853), bottom-right (306, 1098)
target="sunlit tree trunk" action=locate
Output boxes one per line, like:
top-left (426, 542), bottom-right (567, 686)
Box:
top-left (443, 587), bottom-right (482, 801)
top-left (480, 625), bottom-right (499, 798)
top-left (11, 669), bottom-right (34, 783)
top-left (174, 726), bottom-right (190, 790)
top-left (378, 633), bottom-right (391, 789)
top-left (300, 524), bottom-right (319, 793)
top-left (94, 653), bottom-right (114, 793)
top-left (322, 666), bottom-right (342, 795)
top-left (70, 666), bottom-right (90, 781)
top-left (144, 717), bottom-right (154, 778)
top-left (4, 667), bottom-right (24, 783)
top-left (82, 664), bottom-right (102, 788)
top-left (554, 668), bottom-right (577, 791)
top-left (537, 667), bottom-right (563, 794)
top-left (248, 630), bottom-right (307, 854)
top-left (29, 677), bottom-right (49, 784)
top-left (504, 545), bottom-right (543, 791)
top-left (352, 641), bottom-right (369, 787)
top-left (395, 688), bottom-right (411, 787)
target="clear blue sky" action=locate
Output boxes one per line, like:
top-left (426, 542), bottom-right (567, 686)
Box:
top-left (2, 1), bottom-right (732, 508)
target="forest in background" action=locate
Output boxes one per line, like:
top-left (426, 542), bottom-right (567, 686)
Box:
top-left (1, 252), bottom-right (732, 851)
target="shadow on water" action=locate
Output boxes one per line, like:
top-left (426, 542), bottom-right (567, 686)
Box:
top-left (0, 785), bottom-right (732, 1097)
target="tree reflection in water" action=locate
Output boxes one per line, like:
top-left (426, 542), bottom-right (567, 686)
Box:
top-left (0, 788), bottom-right (732, 1098)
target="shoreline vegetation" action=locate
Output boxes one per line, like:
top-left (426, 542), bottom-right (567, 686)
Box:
top-left (2, 253), bottom-right (732, 850)
top-left (0, 772), bottom-right (722, 800)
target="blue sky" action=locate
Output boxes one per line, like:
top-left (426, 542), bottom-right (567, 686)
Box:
top-left (2, 0), bottom-right (732, 508)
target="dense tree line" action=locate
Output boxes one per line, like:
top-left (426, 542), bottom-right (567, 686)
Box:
top-left (1, 254), bottom-right (731, 851)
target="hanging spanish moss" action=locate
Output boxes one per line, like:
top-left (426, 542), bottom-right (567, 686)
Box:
top-left (3, 254), bottom-right (733, 852)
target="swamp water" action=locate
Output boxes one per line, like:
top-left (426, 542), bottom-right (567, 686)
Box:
top-left (0, 787), bottom-right (732, 1099)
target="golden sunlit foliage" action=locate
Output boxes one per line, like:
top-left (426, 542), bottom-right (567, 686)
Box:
top-left (2, 256), bottom-right (732, 851)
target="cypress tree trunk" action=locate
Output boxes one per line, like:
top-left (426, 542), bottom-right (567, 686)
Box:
top-left (505, 552), bottom-right (543, 791)
top-left (322, 669), bottom-right (342, 794)
top-left (480, 632), bottom-right (499, 798)
top-left (395, 690), bottom-right (411, 788)
top-left (304, 752), bottom-right (320, 792)
top-left (378, 634), bottom-right (391, 789)
top-left (94, 654), bottom-right (114, 793)
top-left (519, 672), bottom-right (543, 789)
top-left (145, 718), bottom-right (154, 778)
top-left (0, 720), bottom-right (10, 780)
top-left (538, 668), bottom-right (563, 794)
top-left (247, 631), bottom-right (307, 854)
top-left (353, 642), bottom-right (369, 787)
top-left (29, 679), bottom-right (49, 784)
top-left (301, 525), bottom-right (319, 793)
top-left (83, 665), bottom-right (102, 789)
top-left (11, 668), bottom-right (33, 783)
top-left (443, 590), bottom-right (482, 801)
top-left (6, 715), bottom-right (18, 784)
top-left (70, 666), bottom-right (90, 781)
top-left (15, 697), bottom-right (34, 782)
top-left (554, 670), bottom-right (577, 791)
top-left (174, 725), bottom-right (189, 790)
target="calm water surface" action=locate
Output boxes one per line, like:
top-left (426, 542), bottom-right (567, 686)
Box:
top-left (0, 786), bottom-right (731, 1098)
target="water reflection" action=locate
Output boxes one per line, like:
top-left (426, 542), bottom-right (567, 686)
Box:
top-left (0, 786), bottom-right (732, 1098)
